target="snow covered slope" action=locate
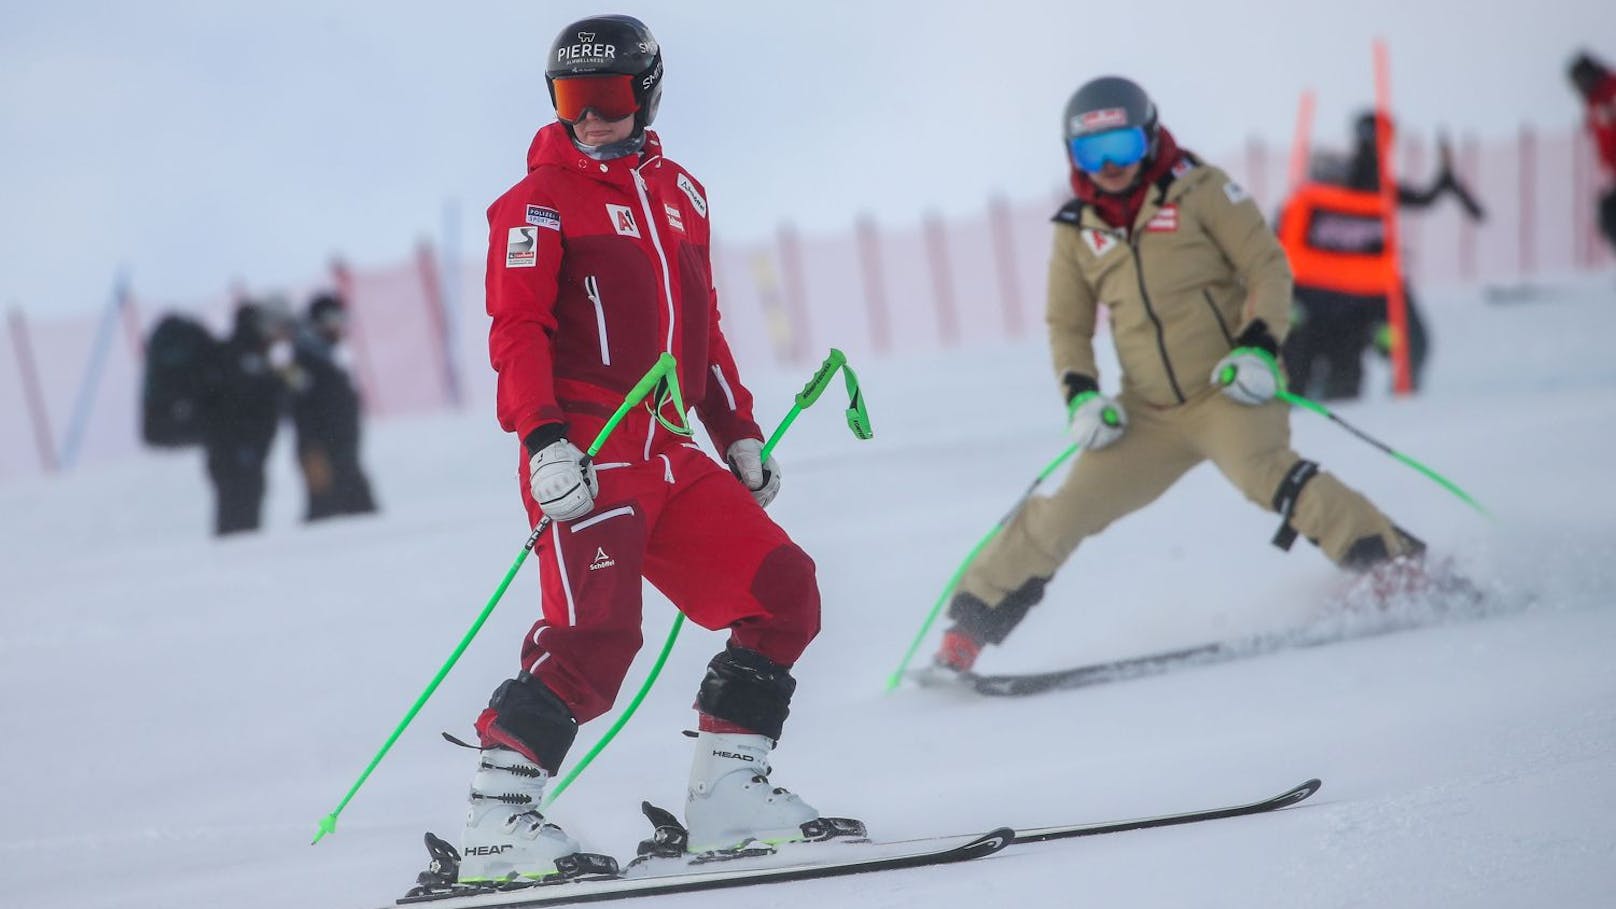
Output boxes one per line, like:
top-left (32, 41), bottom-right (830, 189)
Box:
top-left (2, 280), bottom-right (1613, 908)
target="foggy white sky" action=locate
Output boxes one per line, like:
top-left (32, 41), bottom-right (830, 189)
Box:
top-left (3, 0), bottom-right (1613, 316)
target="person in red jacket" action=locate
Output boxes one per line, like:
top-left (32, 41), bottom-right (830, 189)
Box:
top-left (456, 14), bottom-right (851, 884)
top-left (1569, 52), bottom-right (1616, 253)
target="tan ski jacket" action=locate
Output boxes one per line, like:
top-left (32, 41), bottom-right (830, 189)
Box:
top-left (1047, 159), bottom-right (1293, 407)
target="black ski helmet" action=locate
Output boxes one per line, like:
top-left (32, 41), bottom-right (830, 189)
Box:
top-left (546, 15), bottom-right (664, 135)
top-left (1063, 76), bottom-right (1159, 158)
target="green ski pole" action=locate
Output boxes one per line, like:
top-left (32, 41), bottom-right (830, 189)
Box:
top-left (885, 441), bottom-right (1081, 691)
top-left (1276, 390), bottom-right (1489, 517)
top-left (543, 347), bottom-right (874, 808)
top-left (312, 354), bottom-right (680, 845)
top-left (1213, 356), bottom-right (1488, 517)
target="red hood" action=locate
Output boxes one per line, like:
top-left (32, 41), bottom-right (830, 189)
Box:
top-left (1069, 126), bottom-right (1188, 230)
top-left (526, 121), bottom-right (664, 172)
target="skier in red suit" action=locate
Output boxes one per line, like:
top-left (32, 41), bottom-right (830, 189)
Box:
top-left (1570, 52), bottom-right (1616, 253)
top-left (455, 14), bottom-right (848, 883)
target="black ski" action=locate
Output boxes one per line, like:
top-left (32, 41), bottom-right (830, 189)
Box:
top-left (970, 640), bottom-right (1236, 696)
top-left (1012, 778), bottom-right (1322, 843)
top-left (390, 828), bottom-right (1014, 908)
top-left (387, 779), bottom-right (1320, 907)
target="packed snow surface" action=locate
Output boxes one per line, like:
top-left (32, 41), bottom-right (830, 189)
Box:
top-left (2, 281), bottom-right (1613, 908)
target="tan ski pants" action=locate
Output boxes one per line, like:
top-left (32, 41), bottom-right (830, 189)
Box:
top-left (959, 387), bottom-right (1413, 607)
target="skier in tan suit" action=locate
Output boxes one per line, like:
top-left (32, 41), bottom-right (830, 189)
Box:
top-left (933, 76), bottom-right (1425, 674)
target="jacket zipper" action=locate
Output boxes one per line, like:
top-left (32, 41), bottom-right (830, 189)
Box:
top-left (631, 160), bottom-right (677, 459)
top-left (631, 162), bottom-right (677, 356)
top-left (1128, 239), bottom-right (1187, 403)
top-left (585, 275), bottom-right (611, 366)
top-left (1201, 288), bottom-right (1235, 347)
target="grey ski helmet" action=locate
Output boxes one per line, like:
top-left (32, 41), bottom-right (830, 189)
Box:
top-left (1063, 76), bottom-right (1159, 169)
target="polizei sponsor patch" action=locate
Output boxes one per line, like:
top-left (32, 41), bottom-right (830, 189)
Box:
top-left (506, 226), bottom-right (537, 268)
top-left (525, 205), bottom-right (561, 231)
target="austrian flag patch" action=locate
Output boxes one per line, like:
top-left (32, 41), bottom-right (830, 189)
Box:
top-left (1146, 205), bottom-right (1179, 232)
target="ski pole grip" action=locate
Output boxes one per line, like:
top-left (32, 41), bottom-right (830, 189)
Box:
top-left (796, 348), bottom-right (847, 409)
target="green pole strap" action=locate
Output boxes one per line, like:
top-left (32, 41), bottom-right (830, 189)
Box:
top-left (759, 347), bottom-right (872, 458)
top-left (541, 348), bottom-right (875, 809)
top-left (312, 354), bottom-right (681, 845)
top-left (885, 442), bottom-right (1081, 691)
top-left (1277, 390), bottom-right (1490, 518)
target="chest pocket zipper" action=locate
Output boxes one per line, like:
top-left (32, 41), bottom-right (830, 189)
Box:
top-left (584, 275), bottom-right (611, 366)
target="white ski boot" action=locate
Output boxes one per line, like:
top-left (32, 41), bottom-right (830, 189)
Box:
top-left (458, 747), bottom-right (580, 883)
top-left (684, 732), bottom-right (820, 853)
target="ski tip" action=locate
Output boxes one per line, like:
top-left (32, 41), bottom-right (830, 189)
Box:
top-left (963, 827), bottom-right (1017, 859)
top-left (1281, 778), bottom-right (1323, 805)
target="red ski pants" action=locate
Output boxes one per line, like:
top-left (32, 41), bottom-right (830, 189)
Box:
top-left (514, 442), bottom-right (820, 724)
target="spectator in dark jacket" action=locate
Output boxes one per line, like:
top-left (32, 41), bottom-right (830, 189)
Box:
top-left (288, 292), bottom-right (377, 521)
top-left (200, 299), bottom-right (292, 535)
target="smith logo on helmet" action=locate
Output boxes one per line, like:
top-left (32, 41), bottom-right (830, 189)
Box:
top-left (557, 42), bottom-right (617, 63)
top-left (641, 59), bottom-right (663, 89)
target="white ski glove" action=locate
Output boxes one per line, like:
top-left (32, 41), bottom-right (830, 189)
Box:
top-left (726, 438), bottom-right (781, 508)
top-left (528, 439), bottom-right (598, 523)
top-left (1212, 348), bottom-right (1281, 406)
top-left (1067, 391), bottom-right (1127, 450)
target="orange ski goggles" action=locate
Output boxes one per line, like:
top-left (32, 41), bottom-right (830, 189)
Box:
top-left (551, 74), bottom-right (639, 124)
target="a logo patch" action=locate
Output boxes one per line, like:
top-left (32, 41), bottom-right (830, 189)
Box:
top-left (1224, 180), bottom-right (1250, 204)
top-left (1146, 205), bottom-right (1179, 233)
top-left (1172, 158), bottom-right (1196, 178)
top-left (1082, 229), bottom-right (1120, 257)
top-left (589, 547), bottom-right (616, 571)
top-left (663, 203), bottom-right (685, 232)
top-left (557, 38), bottom-right (615, 64)
top-left (1075, 107), bottom-right (1128, 133)
top-left (525, 205), bottom-right (561, 231)
top-left (606, 204), bottom-right (640, 238)
top-left (675, 173), bottom-right (707, 218)
top-left (506, 227), bottom-right (537, 268)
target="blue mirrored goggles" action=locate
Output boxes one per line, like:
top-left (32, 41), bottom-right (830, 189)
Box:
top-left (1068, 127), bottom-right (1149, 173)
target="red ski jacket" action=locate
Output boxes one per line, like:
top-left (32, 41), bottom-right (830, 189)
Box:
top-left (485, 123), bottom-right (762, 462)
top-left (1587, 73), bottom-right (1616, 175)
